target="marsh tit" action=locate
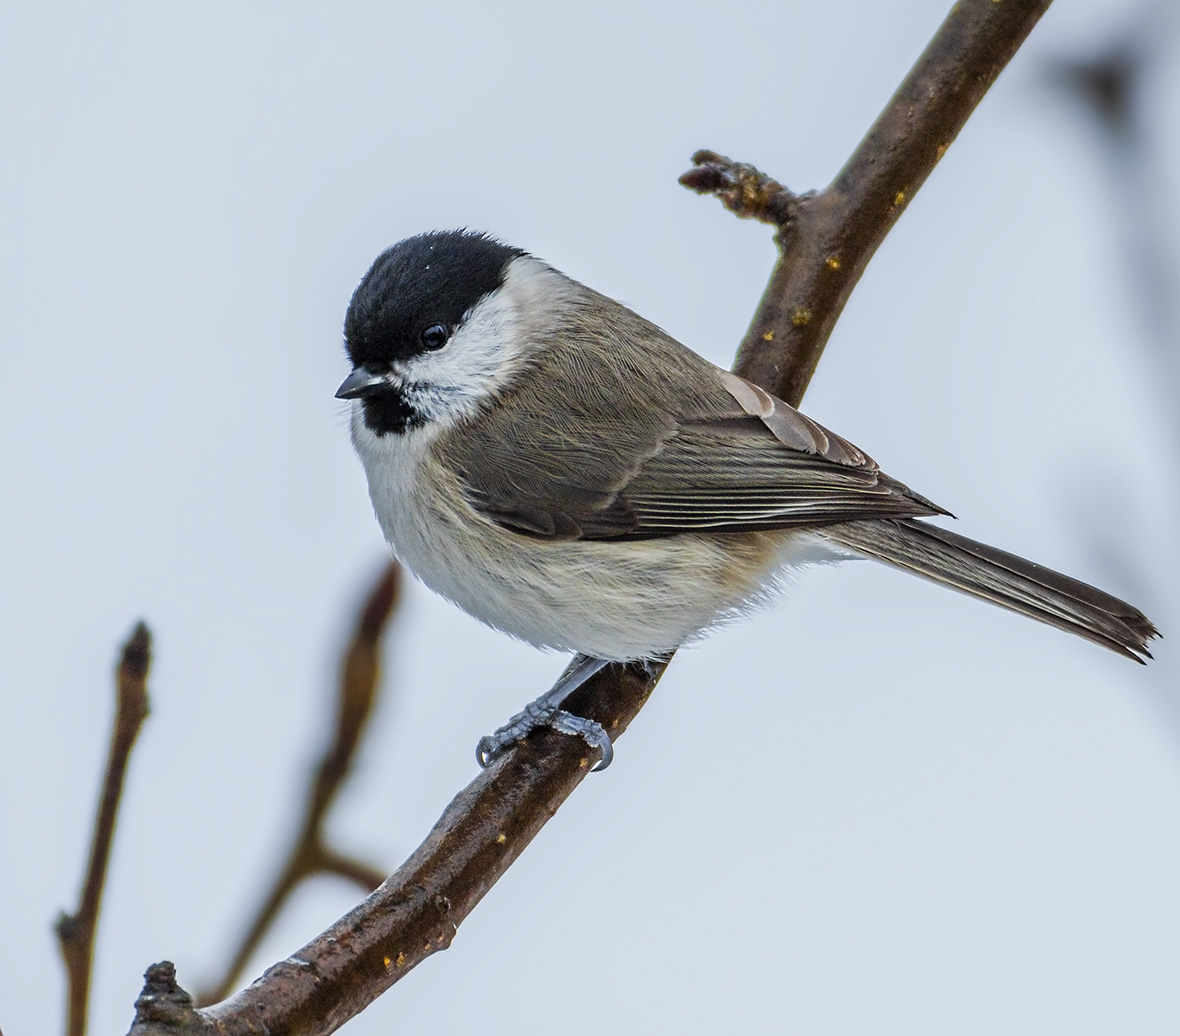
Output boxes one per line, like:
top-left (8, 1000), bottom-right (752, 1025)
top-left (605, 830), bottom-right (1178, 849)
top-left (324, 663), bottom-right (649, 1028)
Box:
top-left (337, 231), bottom-right (1157, 768)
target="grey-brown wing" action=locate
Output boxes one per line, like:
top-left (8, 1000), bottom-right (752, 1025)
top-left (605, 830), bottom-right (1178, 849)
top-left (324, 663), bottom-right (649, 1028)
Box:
top-left (447, 358), bottom-right (946, 541)
top-left (618, 418), bottom-right (945, 536)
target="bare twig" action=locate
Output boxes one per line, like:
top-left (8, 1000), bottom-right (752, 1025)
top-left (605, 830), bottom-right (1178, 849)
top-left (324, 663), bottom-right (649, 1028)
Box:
top-left (127, 2), bottom-right (1053, 1032)
top-left (679, 150), bottom-right (803, 226)
top-left (197, 563), bottom-right (401, 1005)
top-left (58, 622), bottom-right (152, 1036)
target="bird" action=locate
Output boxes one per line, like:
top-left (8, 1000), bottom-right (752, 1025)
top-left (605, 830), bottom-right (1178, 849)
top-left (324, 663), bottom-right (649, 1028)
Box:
top-left (336, 230), bottom-right (1158, 768)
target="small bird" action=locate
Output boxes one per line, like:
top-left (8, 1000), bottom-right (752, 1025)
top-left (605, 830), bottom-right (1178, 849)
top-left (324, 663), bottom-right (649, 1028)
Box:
top-left (337, 230), bottom-right (1157, 767)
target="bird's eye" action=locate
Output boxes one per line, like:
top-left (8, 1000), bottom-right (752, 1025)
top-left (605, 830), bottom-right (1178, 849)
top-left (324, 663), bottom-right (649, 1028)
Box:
top-left (419, 324), bottom-right (449, 351)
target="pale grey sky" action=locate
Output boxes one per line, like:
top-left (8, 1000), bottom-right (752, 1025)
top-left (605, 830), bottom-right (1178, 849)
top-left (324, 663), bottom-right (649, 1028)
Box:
top-left (2, 1), bottom-right (1178, 1033)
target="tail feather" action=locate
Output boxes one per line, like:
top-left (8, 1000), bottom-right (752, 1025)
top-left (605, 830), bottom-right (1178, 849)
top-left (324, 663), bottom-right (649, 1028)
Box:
top-left (821, 519), bottom-right (1159, 663)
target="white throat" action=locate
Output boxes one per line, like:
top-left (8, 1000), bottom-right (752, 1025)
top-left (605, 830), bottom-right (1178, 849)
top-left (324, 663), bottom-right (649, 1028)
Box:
top-left (381, 254), bottom-right (563, 428)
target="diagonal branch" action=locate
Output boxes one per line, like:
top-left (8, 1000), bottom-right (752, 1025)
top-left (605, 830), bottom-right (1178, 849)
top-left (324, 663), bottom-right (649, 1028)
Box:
top-left (126, 2), bottom-right (1053, 1032)
top-left (196, 562), bottom-right (401, 1006)
top-left (58, 622), bottom-right (152, 1036)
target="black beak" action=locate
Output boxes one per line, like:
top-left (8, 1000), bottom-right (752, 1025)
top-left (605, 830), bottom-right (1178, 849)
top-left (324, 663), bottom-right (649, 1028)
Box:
top-left (335, 367), bottom-right (391, 400)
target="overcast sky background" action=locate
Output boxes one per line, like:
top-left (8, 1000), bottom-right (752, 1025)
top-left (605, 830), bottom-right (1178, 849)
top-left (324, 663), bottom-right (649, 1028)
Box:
top-left (3, 1), bottom-right (1179, 1033)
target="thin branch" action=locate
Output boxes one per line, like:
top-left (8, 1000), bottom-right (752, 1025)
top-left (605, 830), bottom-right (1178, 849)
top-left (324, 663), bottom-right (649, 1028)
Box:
top-left (58, 622), bottom-right (152, 1036)
top-left (679, 151), bottom-right (803, 226)
top-left (317, 849), bottom-right (387, 891)
top-left (126, 2), bottom-right (1052, 1032)
top-left (197, 562), bottom-right (402, 1005)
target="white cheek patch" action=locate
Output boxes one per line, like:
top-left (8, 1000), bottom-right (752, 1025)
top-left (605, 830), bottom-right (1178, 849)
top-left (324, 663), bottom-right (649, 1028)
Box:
top-left (398, 278), bottom-right (525, 424)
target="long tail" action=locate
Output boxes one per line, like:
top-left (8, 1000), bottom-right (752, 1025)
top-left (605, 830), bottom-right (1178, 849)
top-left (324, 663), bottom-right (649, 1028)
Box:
top-left (821, 519), bottom-right (1159, 663)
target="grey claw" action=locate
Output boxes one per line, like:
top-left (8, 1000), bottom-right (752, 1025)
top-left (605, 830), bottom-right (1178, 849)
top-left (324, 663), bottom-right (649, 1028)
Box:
top-left (476, 735), bottom-right (498, 768)
top-left (550, 711), bottom-right (614, 770)
top-left (476, 711), bottom-right (614, 770)
top-left (476, 710), bottom-right (540, 768)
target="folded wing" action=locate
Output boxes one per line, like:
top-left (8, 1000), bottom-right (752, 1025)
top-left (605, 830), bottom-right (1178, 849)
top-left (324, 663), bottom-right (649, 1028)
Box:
top-left (451, 361), bottom-right (946, 541)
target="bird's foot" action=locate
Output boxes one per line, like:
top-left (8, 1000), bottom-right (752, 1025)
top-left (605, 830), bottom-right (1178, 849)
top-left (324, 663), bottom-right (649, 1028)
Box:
top-left (476, 654), bottom-right (615, 771)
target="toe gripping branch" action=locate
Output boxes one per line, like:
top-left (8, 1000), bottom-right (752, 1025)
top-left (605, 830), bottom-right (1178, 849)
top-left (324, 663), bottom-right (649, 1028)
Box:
top-left (476, 655), bottom-right (617, 771)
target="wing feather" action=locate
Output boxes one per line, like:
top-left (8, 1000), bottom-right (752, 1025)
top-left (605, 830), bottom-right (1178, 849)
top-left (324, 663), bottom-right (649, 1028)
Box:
top-left (439, 292), bottom-right (948, 541)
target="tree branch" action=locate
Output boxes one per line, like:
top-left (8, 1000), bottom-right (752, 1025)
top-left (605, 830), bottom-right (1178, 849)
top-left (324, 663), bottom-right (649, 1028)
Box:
top-left (197, 562), bottom-right (401, 1006)
top-left (126, 2), bottom-right (1053, 1032)
top-left (58, 622), bottom-right (152, 1036)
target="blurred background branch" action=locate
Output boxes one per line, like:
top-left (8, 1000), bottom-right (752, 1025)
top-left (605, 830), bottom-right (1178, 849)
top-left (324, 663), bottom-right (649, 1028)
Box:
top-left (57, 623), bottom-right (152, 1036)
top-left (1042, 0), bottom-right (1179, 736)
top-left (55, 563), bottom-right (401, 1035)
top-left (124, 2), bottom-right (1054, 1034)
top-left (194, 562), bottom-right (400, 1005)
top-left (1045, 0), bottom-right (1180, 402)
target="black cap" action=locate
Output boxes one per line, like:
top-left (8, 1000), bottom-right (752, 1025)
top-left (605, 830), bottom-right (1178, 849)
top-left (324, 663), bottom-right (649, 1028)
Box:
top-left (344, 231), bottom-right (524, 371)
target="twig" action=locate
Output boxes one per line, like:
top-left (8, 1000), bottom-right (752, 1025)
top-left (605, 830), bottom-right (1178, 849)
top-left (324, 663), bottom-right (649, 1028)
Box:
top-left (126, 2), bottom-right (1053, 1032)
top-left (679, 151), bottom-right (803, 226)
top-left (197, 562), bottom-right (401, 1005)
top-left (58, 622), bottom-right (152, 1036)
